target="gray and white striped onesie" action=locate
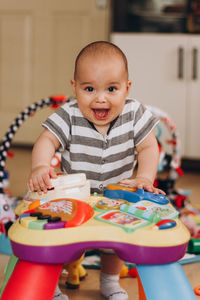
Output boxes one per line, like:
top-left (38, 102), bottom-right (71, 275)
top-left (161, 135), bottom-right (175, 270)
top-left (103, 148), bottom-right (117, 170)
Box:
top-left (43, 98), bottom-right (158, 194)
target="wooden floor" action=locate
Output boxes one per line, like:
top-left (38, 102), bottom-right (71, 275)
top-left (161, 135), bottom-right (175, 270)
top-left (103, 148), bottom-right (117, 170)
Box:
top-left (1, 147), bottom-right (200, 299)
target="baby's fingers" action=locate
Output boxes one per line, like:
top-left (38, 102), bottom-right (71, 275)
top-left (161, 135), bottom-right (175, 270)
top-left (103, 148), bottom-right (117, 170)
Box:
top-left (31, 178), bottom-right (42, 195)
top-left (28, 179), bottom-right (34, 192)
top-left (32, 176), bottom-right (46, 195)
top-left (120, 179), bottom-right (133, 186)
top-left (38, 175), bottom-right (49, 193)
top-left (152, 187), bottom-right (166, 195)
top-left (42, 172), bottom-right (53, 190)
top-left (140, 183), bottom-right (154, 193)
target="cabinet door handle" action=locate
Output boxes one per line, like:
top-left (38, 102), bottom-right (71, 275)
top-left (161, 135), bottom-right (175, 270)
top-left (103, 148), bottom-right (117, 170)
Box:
top-left (178, 47), bottom-right (184, 79)
top-left (192, 47), bottom-right (198, 80)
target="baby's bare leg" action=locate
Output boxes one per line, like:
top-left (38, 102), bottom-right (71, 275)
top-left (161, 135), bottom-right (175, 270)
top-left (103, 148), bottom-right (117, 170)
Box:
top-left (101, 252), bottom-right (124, 274)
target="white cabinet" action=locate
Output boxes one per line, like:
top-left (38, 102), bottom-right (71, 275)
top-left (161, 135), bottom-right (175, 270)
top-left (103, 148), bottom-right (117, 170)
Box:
top-left (111, 33), bottom-right (200, 159)
top-left (186, 36), bottom-right (200, 159)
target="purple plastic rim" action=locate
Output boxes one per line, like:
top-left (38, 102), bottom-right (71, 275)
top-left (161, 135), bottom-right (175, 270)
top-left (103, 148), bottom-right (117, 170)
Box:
top-left (11, 240), bottom-right (188, 265)
top-left (44, 221), bottom-right (66, 230)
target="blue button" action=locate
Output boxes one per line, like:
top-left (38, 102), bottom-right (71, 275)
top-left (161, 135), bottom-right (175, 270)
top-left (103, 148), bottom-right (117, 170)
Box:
top-left (157, 220), bottom-right (177, 230)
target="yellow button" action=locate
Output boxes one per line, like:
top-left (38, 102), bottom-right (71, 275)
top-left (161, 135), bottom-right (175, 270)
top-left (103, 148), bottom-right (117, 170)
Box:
top-left (21, 216), bottom-right (37, 228)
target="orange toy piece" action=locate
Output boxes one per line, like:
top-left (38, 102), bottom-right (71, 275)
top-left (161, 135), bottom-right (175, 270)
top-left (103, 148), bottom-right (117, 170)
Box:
top-left (120, 264), bottom-right (129, 278)
top-left (120, 265), bottom-right (138, 278)
top-left (65, 254), bottom-right (87, 289)
top-left (106, 184), bottom-right (137, 192)
top-left (194, 285), bottom-right (200, 296)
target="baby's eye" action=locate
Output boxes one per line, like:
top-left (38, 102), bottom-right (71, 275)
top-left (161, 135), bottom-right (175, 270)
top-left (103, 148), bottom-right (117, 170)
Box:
top-left (85, 86), bottom-right (94, 92)
top-left (108, 86), bottom-right (116, 92)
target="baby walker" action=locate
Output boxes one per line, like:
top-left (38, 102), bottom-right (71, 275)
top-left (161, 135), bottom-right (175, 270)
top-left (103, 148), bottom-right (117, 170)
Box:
top-left (0, 97), bottom-right (196, 300)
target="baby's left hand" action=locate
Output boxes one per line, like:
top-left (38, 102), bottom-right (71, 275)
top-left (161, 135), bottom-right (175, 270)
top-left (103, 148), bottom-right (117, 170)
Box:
top-left (120, 177), bottom-right (166, 195)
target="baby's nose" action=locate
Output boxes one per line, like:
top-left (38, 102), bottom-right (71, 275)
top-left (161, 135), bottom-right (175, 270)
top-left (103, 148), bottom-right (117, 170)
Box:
top-left (95, 92), bottom-right (106, 102)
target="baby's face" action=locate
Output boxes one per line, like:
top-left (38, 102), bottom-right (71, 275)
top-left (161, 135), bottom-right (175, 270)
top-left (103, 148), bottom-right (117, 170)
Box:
top-left (71, 55), bottom-right (131, 135)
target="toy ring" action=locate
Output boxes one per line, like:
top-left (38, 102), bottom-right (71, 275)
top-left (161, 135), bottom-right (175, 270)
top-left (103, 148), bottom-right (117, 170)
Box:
top-left (194, 285), bottom-right (200, 296)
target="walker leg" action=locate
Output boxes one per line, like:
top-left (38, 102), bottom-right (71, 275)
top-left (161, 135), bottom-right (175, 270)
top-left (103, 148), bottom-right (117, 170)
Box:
top-left (0, 254), bottom-right (18, 297)
top-left (1, 260), bottom-right (63, 300)
top-left (136, 268), bottom-right (147, 300)
top-left (136, 262), bottom-right (196, 300)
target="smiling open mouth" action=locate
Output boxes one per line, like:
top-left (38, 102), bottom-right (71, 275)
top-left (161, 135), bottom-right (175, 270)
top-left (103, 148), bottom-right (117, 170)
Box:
top-left (92, 108), bottom-right (110, 120)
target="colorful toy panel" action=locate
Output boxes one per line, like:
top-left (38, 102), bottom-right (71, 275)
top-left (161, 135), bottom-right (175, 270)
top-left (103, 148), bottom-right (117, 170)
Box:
top-left (20, 198), bottom-right (94, 229)
top-left (7, 174), bottom-right (190, 266)
top-left (95, 210), bottom-right (150, 233)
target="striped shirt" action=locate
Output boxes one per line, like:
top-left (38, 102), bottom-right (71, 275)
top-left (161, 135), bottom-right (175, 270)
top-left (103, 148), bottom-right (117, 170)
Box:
top-left (43, 98), bottom-right (159, 193)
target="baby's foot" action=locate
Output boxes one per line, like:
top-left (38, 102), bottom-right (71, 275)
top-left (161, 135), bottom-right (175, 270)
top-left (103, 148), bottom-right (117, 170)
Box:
top-left (100, 272), bottom-right (128, 300)
top-left (54, 285), bottom-right (69, 300)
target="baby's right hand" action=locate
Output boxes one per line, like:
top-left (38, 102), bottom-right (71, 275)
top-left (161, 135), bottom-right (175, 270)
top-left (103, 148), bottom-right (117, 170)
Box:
top-left (28, 165), bottom-right (57, 195)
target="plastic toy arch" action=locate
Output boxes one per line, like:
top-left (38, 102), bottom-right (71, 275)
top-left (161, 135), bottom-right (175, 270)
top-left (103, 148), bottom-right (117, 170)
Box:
top-left (0, 95), bottom-right (69, 195)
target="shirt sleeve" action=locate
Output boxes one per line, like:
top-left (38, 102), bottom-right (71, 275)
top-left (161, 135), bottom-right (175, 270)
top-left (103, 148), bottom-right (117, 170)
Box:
top-left (133, 101), bottom-right (159, 146)
top-left (42, 103), bottom-right (71, 150)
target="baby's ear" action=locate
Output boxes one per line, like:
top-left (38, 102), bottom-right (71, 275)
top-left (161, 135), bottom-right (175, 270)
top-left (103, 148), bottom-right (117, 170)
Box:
top-left (128, 80), bottom-right (132, 88)
top-left (126, 80), bottom-right (132, 93)
top-left (70, 79), bottom-right (76, 94)
top-left (70, 78), bottom-right (75, 87)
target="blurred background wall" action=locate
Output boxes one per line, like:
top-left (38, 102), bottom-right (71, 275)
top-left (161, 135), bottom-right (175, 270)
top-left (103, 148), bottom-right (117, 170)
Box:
top-left (0, 0), bottom-right (111, 144)
top-left (0, 0), bottom-right (200, 165)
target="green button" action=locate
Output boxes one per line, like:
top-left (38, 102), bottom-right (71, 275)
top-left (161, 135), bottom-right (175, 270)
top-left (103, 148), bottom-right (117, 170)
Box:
top-left (28, 219), bottom-right (48, 230)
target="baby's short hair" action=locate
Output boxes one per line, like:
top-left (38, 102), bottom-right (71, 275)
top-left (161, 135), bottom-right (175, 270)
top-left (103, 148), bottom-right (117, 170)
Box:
top-left (74, 41), bottom-right (128, 79)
